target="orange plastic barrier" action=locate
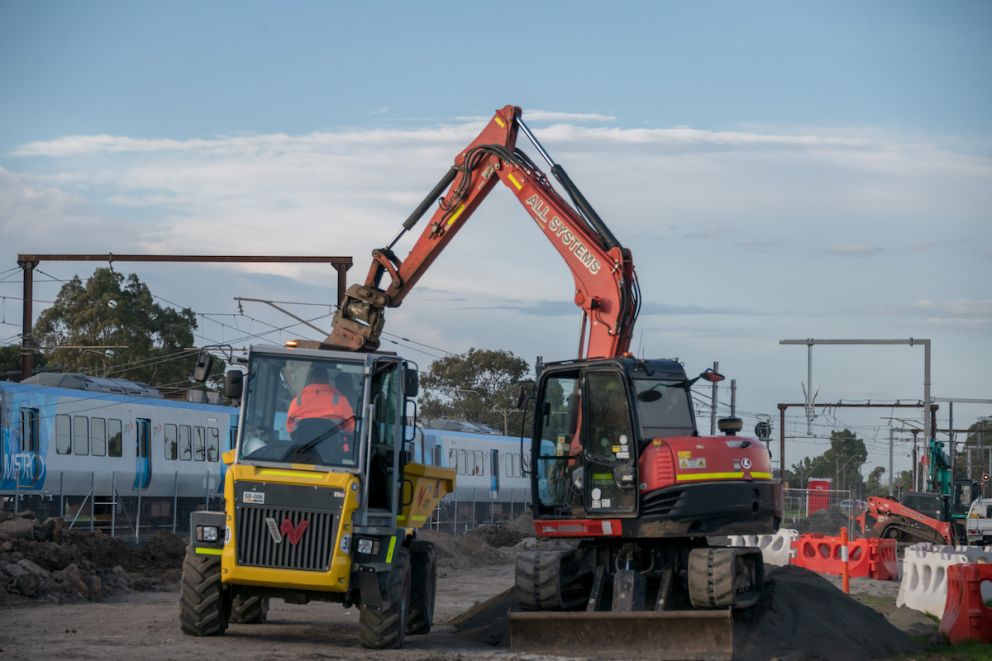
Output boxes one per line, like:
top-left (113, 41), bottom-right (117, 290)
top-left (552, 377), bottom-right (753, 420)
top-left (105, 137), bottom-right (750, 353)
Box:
top-left (939, 563), bottom-right (992, 644)
top-left (790, 534), bottom-right (898, 581)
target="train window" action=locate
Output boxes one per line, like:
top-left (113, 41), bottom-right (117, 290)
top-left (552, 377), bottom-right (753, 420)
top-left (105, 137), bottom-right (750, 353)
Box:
top-left (179, 425), bottom-right (191, 461)
top-left (72, 416), bottom-right (90, 455)
top-left (193, 426), bottom-right (205, 461)
top-left (56, 414), bottom-right (71, 455)
top-left (432, 445), bottom-right (442, 467)
top-left (19, 408), bottom-right (39, 454)
top-left (164, 424), bottom-right (178, 460)
top-left (91, 418), bottom-right (107, 457)
top-left (136, 419), bottom-right (150, 458)
top-left (108, 419), bottom-right (123, 457)
top-left (228, 427), bottom-right (237, 451)
top-left (456, 449), bottom-right (465, 475)
top-left (207, 427), bottom-right (219, 462)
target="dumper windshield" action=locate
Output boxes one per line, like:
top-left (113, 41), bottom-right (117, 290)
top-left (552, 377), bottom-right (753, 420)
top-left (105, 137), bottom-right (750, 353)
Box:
top-left (238, 353), bottom-right (365, 469)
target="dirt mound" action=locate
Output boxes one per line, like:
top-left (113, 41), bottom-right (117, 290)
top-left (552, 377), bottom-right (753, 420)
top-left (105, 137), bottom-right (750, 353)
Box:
top-left (466, 511), bottom-right (535, 548)
top-left (734, 565), bottom-right (919, 661)
top-left (416, 529), bottom-right (512, 569)
top-left (793, 508), bottom-right (860, 536)
top-left (447, 564), bottom-right (920, 660)
top-left (0, 511), bottom-right (185, 607)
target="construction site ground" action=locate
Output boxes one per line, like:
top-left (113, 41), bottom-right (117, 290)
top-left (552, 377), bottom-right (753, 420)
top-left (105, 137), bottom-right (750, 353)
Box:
top-left (0, 513), bottom-right (974, 661)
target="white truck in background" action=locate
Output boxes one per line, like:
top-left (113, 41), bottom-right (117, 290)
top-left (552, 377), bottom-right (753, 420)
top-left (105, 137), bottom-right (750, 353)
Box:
top-left (965, 497), bottom-right (992, 545)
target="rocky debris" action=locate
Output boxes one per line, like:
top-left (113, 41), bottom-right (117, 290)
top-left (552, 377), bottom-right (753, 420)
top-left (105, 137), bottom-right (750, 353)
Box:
top-left (0, 514), bottom-right (185, 608)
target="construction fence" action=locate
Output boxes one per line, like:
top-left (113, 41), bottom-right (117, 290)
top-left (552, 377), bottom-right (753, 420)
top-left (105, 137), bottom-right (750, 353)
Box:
top-left (1, 469), bottom-right (221, 542)
top-left (781, 487), bottom-right (858, 536)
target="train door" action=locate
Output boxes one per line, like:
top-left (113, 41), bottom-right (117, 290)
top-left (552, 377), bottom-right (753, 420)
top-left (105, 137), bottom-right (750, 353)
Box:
top-left (16, 408), bottom-right (44, 489)
top-left (133, 418), bottom-right (152, 490)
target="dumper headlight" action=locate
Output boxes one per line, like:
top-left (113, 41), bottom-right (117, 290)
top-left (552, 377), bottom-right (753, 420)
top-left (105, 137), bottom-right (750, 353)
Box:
top-left (196, 525), bottom-right (219, 543)
top-left (357, 537), bottom-right (378, 555)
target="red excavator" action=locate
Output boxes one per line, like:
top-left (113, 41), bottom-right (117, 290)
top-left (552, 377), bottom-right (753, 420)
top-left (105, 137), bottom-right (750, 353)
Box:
top-left (327, 105), bottom-right (782, 659)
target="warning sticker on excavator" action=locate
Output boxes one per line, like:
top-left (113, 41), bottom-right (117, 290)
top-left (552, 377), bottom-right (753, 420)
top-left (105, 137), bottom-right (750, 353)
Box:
top-left (678, 451), bottom-right (707, 469)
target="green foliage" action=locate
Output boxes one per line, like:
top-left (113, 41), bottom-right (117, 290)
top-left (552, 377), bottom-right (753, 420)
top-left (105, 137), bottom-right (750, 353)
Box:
top-left (786, 428), bottom-right (868, 493)
top-left (0, 345), bottom-right (47, 381)
top-left (32, 268), bottom-right (199, 388)
top-left (865, 465), bottom-right (887, 496)
top-left (419, 348), bottom-right (530, 434)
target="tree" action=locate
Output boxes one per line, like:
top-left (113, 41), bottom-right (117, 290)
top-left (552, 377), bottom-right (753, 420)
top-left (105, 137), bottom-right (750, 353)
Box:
top-left (32, 268), bottom-right (199, 388)
top-left (866, 465), bottom-right (887, 496)
top-left (784, 428), bottom-right (868, 495)
top-left (0, 345), bottom-right (47, 381)
top-left (420, 348), bottom-right (530, 434)
top-left (954, 418), bottom-right (992, 481)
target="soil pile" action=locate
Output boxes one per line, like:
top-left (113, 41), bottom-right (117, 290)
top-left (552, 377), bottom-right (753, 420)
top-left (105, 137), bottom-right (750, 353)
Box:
top-left (416, 528), bottom-right (512, 570)
top-left (733, 565), bottom-right (919, 661)
top-left (793, 508), bottom-right (860, 536)
top-left (466, 511), bottom-right (535, 548)
top-left (0, 509), bottom-right (186, 607)
top-left (448, 564), bottom-right (920, 660)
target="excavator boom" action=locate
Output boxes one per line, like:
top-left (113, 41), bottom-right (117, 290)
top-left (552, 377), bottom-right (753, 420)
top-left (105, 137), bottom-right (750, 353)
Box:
top-left (326, 105), bottom-right (638, 359)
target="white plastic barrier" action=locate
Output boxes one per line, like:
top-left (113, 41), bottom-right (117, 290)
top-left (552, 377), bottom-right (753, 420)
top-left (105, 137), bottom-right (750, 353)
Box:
top-left (896, 544), bottom-right (992, 618)
top-left (725, 528), bottom-right (799, 567)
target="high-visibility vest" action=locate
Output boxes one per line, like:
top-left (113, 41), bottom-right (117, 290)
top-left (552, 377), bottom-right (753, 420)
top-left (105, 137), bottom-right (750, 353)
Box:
top-left (286, 384), bottom-right (355, 434)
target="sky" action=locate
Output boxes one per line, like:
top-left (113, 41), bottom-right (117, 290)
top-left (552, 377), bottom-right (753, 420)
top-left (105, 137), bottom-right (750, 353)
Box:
top-left (1, 1), bottom-right (990, 483)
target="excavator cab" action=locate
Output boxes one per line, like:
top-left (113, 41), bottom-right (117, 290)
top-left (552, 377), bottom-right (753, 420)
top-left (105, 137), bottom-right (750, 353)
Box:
top-left (534, 363), bottom-right (641, 519)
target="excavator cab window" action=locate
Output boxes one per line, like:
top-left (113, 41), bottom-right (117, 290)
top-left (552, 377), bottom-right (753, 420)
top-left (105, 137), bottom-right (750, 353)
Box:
top-left (533, 367), bottom-right (638, 517)
top-left (580, 371), bottom-right (637, 515)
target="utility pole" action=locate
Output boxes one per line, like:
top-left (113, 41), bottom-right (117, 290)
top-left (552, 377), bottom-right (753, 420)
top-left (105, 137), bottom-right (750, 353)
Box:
top-left (710, 361), bottom-right (719, 435)
top-left (730, 379), bottom-right (737, 417)
top-left (888, 428), bottom-right (894, 497)
top-left (780, 338), bottom-right (933, 465)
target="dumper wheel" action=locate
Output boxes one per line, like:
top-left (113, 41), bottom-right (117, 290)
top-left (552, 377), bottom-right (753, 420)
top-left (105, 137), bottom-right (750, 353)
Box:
top-left (179, 548), bottom-right (229, 636)
top-left (687, 547), bottom-right (763, 610)
top-left (407, 540), bottom-right (436, 635)
top-left (229, 593), bottom-right (269, 624)
top-left (359, 547), bottom-right (411, 649)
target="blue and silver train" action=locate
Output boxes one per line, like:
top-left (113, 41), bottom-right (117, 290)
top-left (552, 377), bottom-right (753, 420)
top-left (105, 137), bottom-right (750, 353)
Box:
top-left (1, 373), bottom-right (533, 529)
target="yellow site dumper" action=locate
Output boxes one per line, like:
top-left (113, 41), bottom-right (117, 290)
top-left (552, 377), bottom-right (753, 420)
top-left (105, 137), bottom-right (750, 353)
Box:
top-left (180, 344), bottom-right (454, 649)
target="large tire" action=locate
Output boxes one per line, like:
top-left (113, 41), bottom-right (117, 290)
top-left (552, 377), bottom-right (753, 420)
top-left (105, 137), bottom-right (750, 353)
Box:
top-left (407, 540), bottom-right (436, 635)
top-left (179, 548), bottom-right (229, 636)
top-left (515, 545), bottom-right (590, 611)
top-left (229, 593), bottom-right (269, 624)
top-left (359, 547), bottom-right (411, 649)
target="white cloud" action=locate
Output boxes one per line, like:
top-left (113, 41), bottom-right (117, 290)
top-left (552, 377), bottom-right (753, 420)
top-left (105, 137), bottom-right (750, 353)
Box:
top-left (828, 244), bottom-right (882, 256)
top-left (1, 115), bottom-right (990, 435)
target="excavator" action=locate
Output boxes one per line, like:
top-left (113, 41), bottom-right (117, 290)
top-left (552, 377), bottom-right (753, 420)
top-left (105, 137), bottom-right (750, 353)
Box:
top-left (326, 104), bottom-right (783, 659)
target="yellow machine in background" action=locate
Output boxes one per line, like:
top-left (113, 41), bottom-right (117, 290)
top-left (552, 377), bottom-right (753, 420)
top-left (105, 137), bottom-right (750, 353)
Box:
top-left (181, 344), bottom-right (454, 649)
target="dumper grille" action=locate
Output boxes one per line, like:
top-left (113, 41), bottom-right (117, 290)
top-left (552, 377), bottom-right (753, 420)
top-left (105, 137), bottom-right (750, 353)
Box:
top-left (235, 506), bottom-right (334, 571)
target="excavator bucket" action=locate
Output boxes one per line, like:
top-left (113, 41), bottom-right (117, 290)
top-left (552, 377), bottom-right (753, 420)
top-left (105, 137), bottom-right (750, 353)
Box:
top-left (508, 609), bottom-right (733, 660)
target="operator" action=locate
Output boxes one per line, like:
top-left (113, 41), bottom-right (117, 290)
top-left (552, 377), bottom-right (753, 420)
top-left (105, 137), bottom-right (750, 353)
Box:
top-left (286, 366), bottom-right (357, 438)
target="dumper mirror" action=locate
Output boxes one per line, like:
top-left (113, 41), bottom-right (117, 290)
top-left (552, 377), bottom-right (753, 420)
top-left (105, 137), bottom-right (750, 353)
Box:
top-left (224, 369), bottom-right (244, 399)
top-left (516, 380), bottom-right (535, 409)
top-left (192, 348), bottom-right (213, 383)
top-left (404, 366), bottom-right (419, 398)
top-left (222, 449), bottom-right (236, 465)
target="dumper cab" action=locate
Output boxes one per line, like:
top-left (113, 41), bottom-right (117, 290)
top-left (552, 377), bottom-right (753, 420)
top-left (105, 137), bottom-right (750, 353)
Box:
top-left (181, 345), bottom-right (455, 648)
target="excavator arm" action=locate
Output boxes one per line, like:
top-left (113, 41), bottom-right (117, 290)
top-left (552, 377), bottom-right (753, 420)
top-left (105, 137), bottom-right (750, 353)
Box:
top-left (325, 104), bottom-right (639, 359)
